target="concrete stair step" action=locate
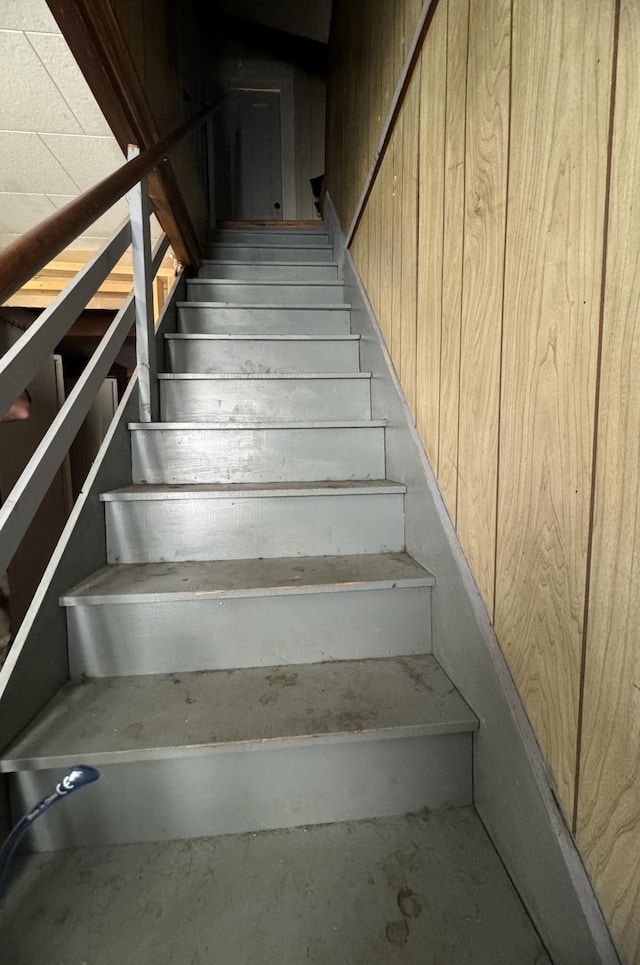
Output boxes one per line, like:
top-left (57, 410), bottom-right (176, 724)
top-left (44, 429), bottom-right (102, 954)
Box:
top-left (158, 372), bottom-right (371, 422)
top-left (176, 303), bottom-right (352, 335)
top-left (0, 809), bottom-right (551, 964)
top-left (101, 480), bottom-right (405, 563)
top-left (187, 279), bottom-right (344, 305)
top-left (199, 260), bottom-right (339, 281)
top-left (1, 654), bottom-right (477, 848)
top-left (129, 421), bottom-right (386, 484)
top-left (61, 552), bottom-right (435, 676)
top-left (165, 332), bottom-right (359, 373)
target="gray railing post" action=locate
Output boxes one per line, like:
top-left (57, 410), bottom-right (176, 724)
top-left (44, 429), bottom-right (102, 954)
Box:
top-left (128, 144), bottom-right (159, 422)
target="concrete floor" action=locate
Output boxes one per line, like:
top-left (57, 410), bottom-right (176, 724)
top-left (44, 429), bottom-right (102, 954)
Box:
top-left (0, 808), bottom-right (551, 965)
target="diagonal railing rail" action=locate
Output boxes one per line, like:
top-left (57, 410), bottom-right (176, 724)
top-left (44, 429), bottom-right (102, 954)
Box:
top-left (0, 100), bottom-right (218, 582)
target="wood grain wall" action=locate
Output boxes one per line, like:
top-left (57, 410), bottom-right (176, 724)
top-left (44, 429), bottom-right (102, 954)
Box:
top-left (326, 1), bottom-right (640, 961)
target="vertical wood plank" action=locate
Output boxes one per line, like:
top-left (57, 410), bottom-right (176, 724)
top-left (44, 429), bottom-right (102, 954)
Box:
top-left (380, 0), bottom-right (397, 131)
top-left (456, 0), bottom-right (510, 612)
top-left (405, 0), bottom-right (424, 45)
top-left (438, 0), bottom-right (470, 523)
top-left (399, 69), bottom-right (420, 413)
top-left (378, 148), bottom-right (394, 351)
top-left (393, 0), bottom-right (407, 93)
top-left (495, 0), bottom-right (615, 816)
top-left (367, 168), bottom-right (383, 321)
top-left (415, 5), bottom-right (447, 468)
top-left (370, 0), bottom-right (384, 164)
top-left (390, 111), bottom-right (404, 373)
top-left (577, 2), bottom-right (640, 960)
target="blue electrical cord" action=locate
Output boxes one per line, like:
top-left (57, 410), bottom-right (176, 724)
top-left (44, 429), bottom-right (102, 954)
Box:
top-left (0, 764), bottom-right (100, 898)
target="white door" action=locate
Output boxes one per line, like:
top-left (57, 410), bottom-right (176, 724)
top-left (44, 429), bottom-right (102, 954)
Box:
top-left (214, 88), bottom-right (284, 222)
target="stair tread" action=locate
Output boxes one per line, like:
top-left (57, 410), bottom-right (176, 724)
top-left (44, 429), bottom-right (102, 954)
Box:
top-left (158, 372), bottom-right (369, 380)
top-left (164, 332), bottom-right (360, 342)
top-left (0, 809), bottom-right (551, 965)
top-left (61, 552), bottom-right (435, 604)
top-left (171, 313), bottom-right (354, 321)
top-left (101, 480), bottom-right (406, 501)
top-left (129, 420), bottom-right (385, 430)
top-left (201, 259), bottom-right (336, 267)
top-left (177, 301), bottom-right (351, 312)
top-left (188, 278), bottom-right (340, 286)
top-left (0, 655), bottom-right (477, 770)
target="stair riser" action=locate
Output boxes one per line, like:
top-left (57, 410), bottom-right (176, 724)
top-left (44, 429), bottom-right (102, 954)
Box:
top-left (13, 733), bottom-right (471, 849)
top-left (159, 378), bottom-right (371, 422)
top-left (104, 494), bottom-right (405, 563)
top-left (166, 338), bottom-right (360, 374)
top-left (203, 244), bottom-right (333, 263)
top-left (131, 427), bottom-right (386, 484)
top-left (209, 229), bottom-right (329, 246)
top-left (187, 282), bottom-right (343, 305)
top-left (199, 262), bottom-right (339, 282)
top-left (66, 586), bottom-right (433, 676)
top-left (176, 306), bottom-right (351, 336)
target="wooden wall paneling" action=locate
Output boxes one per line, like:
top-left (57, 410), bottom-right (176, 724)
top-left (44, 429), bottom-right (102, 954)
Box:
top-left (399, 69), bottom-right (420, 414)
top-left (456, 0), bottom-right (510, 613)
top-left (380, 0), bottom-right (397, 134)
top-left (344, 0), bottom-right (360, 225)
top-left (393, 2), bottom-right (407, 97)
top-left (368, 0), bottom-right (384, 169)
top-left (576, 2), bottom-right (640, 960)
top-left (367, 169), bottom-right (383, 321)
top-left (438, 0), bottom-right (470, 524)
top-left (405, 0), bottom-right (425, 45)
top-left (495, 0), bottom-right (615, 817)
top-left (377, 149), bottom-right (394, 351)
top-left (352, 1), bottom-right (367, 223)
top-left (390, 112), bottom-right (405, 374)
top-left (415, 6), bottom-right (447, 470)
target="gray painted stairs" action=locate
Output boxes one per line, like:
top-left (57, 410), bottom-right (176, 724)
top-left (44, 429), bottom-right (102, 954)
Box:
top-left (0, 225), bottom-right (550, 962)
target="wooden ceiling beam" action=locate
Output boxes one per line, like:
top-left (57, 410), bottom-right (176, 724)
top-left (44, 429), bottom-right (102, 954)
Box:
top-left (45, 0), bottom-right (202, 267)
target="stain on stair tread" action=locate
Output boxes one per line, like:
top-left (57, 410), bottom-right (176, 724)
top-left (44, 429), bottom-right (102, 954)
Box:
top-left (174, 302), bottom-right (352, 310)
top-left (167, 329), bottom-right (357, 337)
top-left (100, 479), bottom-right (406, 500)
top-left (164, 334), bottom-right (360, 342)
top-left (128, 419), bottom-right (386, 430)
top-left (0, 656), bottom-right (477, 768)
top-left (61, 552), bottom-right (435, 604)
top-left (0, 809), bottom-right (550, 965)
top-left (157, 371), bottom-right (371, 379)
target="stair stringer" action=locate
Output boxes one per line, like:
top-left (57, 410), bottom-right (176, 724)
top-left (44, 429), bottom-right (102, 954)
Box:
top-left (0, 272), bottom-right (187, 838)
top-left (323, 194), bottom-right (619, 965)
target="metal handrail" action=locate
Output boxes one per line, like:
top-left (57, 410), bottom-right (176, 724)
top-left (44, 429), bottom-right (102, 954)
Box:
top-left (0, 101), bottom-right (217, 580)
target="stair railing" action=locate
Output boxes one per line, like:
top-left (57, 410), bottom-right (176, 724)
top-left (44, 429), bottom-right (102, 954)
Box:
top-left (0, 101), bottom-right (218, 581)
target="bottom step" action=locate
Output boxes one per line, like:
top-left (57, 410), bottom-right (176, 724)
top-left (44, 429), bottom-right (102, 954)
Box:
top-left (0, 809), bottom-right (551, 964)
top-left (3, 655), bottom-right (477, 849)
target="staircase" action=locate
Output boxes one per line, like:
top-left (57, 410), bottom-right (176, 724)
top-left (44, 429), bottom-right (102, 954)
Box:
top-left (0, 226), bottom-right (551, 963)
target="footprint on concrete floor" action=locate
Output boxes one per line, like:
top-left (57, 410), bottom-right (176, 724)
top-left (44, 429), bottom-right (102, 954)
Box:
top-left (385, 920), bottom-right (409, 946)
top-left (397, 887), bottom-right (422, 919)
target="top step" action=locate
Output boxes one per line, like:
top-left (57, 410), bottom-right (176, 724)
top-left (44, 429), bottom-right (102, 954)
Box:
top-left (208, 227), bottom-right (330, 248)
